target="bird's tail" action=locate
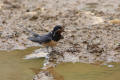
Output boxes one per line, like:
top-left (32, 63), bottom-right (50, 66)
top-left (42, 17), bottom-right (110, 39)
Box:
top-left (28, 37), bottom-right (41, 43)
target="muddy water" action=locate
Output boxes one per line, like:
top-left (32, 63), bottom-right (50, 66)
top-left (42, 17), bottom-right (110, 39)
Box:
top-left (1, 47), bottom-right (120, 80)
top-left (55, 63), bottom-right (120, 80)
top-left (0, 47), bottom-right (43, 80)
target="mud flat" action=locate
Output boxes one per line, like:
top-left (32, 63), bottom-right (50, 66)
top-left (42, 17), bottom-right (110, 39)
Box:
top-left (0, 0), bottom-right (120, 63)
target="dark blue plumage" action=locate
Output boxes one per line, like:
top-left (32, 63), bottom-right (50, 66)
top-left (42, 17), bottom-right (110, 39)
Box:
top-left (28, 25), bottom-right (64, 46)
top-left (28, 32), bottom-right (52, 44)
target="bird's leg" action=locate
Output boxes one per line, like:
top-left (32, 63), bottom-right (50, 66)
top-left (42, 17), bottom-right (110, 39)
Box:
top-left (46, 46), bottom-right (49, 53)
top-left (45, 46), bottom-right (50, 59)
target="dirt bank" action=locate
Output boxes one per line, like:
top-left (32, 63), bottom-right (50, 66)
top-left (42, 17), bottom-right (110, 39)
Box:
top-left (1, 0), bottom-right (120, 62)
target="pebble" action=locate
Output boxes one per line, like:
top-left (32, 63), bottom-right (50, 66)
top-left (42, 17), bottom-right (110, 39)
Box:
top-left (109, 19), bottom-right (120, 24)
top-left (0, 3), bottom-right (3, 10)
top-left (107, 65), bottom-right (114, 68)
top-left (25, 11), bottom-right (37, 16)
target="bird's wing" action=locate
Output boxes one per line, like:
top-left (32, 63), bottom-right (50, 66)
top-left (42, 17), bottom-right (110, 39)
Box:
top-left (28, 35), bottom-right (52, 44)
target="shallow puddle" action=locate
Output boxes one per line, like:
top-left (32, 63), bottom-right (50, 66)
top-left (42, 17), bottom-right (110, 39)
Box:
top-left (0, 47), bottom-right (43, 80)
top-left (1, 47), bottom-right (120, 80)
top-left (55, 62), bottom-right (120, 80)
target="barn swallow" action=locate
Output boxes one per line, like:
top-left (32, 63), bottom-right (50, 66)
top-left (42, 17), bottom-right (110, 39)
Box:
top-left (28, 25), bottom-right (64, 52)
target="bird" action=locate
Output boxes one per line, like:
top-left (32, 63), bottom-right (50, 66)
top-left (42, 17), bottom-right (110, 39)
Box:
top-left (27, 25), bottom-right (64, 53)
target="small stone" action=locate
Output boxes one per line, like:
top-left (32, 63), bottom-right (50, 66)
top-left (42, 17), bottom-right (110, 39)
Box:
top-left (92, 16), bottom-right (104, 25)
top-left (0, 3), bottom-right (3, 10)
top-left (25, 11), bottom-right (37, 16)
top-left (109, 19), bottom-right (120, 24)
top-left (0, 27), bottom-right (3, 31)
top-left (23, 11), bottom-right (38, 19)
top-left (108, 65), bottom-right (114, 68)
top-left (29, 16), bottom-right (38, 20)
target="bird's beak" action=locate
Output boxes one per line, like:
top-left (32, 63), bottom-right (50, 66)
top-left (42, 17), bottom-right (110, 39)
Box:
top-left (55, 27), bottom-right (65, 33)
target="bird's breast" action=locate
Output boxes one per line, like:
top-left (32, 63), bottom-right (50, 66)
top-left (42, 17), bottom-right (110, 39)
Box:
top-left (43, 40), bottom-right (57, 47)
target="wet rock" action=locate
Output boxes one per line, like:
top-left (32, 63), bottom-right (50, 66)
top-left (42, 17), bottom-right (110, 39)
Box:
top-left (33, 71), bottom-right (54, 80)
top-left (24, 49), bottom-right (49, 59)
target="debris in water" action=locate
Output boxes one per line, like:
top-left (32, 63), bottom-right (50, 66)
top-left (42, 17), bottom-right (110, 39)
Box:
top-left (108, 65), bottom-right (114, 68)
top-left (24, 51), bottom-right (49, 59)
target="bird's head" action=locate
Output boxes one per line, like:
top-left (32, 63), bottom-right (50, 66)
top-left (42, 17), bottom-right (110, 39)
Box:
top-left (52, 25), bottom-right (64, 33)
